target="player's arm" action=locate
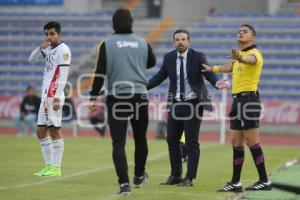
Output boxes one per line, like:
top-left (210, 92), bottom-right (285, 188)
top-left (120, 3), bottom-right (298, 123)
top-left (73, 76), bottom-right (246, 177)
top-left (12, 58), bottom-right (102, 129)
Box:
top-left (28, 40), bottom-right (49, 63)
top-left (53, 48), bottom-right (71, 111)
top-left (89, 41), bottom-right (106, 111)
top-left (231, 49), bottom-right (257, 65)
top-left (147, 43), bottom-right (156, 69)
top-left (147, 57), bottom-right (167, 90)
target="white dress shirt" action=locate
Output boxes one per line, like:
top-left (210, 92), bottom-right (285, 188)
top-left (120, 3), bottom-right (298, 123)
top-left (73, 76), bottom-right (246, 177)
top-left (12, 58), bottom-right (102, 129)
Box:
top-left (175, 50), bottom-right (197, 101)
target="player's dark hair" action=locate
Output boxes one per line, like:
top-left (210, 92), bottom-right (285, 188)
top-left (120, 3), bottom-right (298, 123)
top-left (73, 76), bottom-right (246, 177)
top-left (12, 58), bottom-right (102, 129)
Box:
top-left (240, 24), bottom-right (256, 36)
top-left (44, 21), bottom-right (61, 34)
top-left (26, 85), bottom-right (34, 92)
top-left (112, 8), bottom-right (133, 33)
top-left (173, 29), bottom-right (190, 41)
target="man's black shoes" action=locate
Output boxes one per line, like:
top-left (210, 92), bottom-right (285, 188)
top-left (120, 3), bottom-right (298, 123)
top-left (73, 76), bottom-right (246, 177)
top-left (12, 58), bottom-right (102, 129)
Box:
top-left (160, 176), bottom-right (183, 185)
top-left (133, 172), bottom-right (149, 188)
top-left (117, 183), bottom-right (131, 196)
top-left (177, 177), bottom-right (193, 187)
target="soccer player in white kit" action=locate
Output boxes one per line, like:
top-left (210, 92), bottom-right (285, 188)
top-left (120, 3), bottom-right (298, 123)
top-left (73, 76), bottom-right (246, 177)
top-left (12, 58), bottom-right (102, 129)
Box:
top-left (29, 21), bottom-right (71, 177)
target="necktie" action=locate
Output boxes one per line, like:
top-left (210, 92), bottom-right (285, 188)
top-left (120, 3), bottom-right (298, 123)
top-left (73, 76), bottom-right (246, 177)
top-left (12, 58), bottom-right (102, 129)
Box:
top-left (179, 56), bottom-right (185, 101)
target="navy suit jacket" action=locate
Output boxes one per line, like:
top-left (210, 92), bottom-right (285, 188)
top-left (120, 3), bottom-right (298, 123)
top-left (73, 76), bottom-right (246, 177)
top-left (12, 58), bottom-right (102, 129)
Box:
top-left (148, 48), bottom-right (219, 111)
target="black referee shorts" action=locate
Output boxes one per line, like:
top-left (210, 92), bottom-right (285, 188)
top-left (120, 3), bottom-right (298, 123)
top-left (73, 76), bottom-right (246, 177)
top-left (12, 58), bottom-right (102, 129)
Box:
top-left (229, 92), bottom-right (261, 130)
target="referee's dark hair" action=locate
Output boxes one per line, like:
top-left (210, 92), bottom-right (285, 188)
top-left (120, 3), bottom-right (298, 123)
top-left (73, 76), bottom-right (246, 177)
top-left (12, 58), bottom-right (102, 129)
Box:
top-left (44, 21), bottom-right (61, 34)
top-left (240, 24), bottom-right (256, 36)
top-left (173, 29), bottom-right (190, 41)
top-left (112, 8), bottom-right (133, 33)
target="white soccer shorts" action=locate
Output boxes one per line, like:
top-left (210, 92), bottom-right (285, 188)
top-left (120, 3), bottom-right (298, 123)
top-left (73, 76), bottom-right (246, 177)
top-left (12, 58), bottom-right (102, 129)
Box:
top-left (37, 97), bottom-right (65, 128)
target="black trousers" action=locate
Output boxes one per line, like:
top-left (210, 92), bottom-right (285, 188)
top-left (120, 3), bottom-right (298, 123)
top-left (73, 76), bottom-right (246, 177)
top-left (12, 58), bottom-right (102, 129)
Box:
top-left (107, 94), bottom-right (149, 184)
top-left (90, 116), bottom-right (106, 137)
top-left (167, 99), bottom-right (203, 179)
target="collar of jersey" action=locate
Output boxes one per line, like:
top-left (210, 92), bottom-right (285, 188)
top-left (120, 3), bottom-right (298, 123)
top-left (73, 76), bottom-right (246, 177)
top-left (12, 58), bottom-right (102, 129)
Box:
top-left (241, 45), bottom-right (257, 52)
top-left (51, 42), bottom-right (63, 49)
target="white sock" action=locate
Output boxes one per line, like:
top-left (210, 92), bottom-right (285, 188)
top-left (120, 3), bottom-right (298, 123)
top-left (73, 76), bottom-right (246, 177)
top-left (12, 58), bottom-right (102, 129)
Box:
top-left (52, 138), bottom-right (64, 167)
top-left (39, 136), bottom-right (53, 166)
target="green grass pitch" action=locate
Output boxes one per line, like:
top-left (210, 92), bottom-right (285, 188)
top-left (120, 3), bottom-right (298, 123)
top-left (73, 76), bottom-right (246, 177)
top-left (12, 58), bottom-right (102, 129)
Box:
top-left (0, 135), bottom-right (299, 200)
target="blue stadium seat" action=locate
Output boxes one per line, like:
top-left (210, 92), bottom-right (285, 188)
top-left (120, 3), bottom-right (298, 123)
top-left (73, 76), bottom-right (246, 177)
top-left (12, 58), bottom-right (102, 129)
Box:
top-left (148, 13), bottom-right (300, 100)
top-left (0, 11), bottom-right (113, 95)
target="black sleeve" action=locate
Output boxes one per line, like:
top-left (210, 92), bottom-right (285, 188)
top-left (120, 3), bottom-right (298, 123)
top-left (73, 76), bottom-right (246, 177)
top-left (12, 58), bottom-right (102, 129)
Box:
top-left (200, 53), bottom-right (219, 89)
top-left (147, 43), bottom-right (156, 69)
top-left (20, 97), bottom-right (26, 114)
top-left (90, 42), bottom-right (107, 101)
top-left (34, 96), bottom-right (41, 114)
top-left (147, 55), bottom-right (168, 90)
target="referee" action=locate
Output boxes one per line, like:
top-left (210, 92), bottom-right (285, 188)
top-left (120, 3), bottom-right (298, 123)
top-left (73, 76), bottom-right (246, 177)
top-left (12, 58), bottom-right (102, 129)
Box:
top-left (202, 24), bottom-right (272, 192)
top-left (89, 8), bottom-right (156, 195)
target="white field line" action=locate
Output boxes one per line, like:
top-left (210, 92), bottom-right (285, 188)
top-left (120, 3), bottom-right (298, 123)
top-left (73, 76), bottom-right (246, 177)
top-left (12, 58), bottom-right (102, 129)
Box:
top-left (0, 151), bottom-right (170, 191)
top-left (0, 144), bottom-right (218, 192)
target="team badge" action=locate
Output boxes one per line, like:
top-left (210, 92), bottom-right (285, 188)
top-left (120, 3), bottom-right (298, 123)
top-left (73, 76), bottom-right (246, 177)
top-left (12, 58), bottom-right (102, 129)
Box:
top-left (63, 53), bottom-right (69, 61)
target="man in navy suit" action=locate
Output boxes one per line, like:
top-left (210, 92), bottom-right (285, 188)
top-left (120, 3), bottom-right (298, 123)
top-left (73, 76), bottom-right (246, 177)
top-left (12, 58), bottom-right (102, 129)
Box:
top-left (148, 29), bottom-right (229, 186)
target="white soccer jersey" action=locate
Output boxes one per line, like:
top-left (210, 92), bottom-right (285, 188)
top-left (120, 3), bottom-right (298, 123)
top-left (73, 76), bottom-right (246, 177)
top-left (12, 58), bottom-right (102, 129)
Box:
top-left (29, 42), bottom-right (71, 127)
top-left (29, 42), bottom-right (71, 99)
top-left (41, 43), bottom-right (71, 99)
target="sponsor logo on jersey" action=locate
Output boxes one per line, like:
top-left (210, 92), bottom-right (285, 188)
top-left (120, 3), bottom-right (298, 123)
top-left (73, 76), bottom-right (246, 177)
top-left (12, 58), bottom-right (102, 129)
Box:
top-left (116, 41), bottom-right (139, 48)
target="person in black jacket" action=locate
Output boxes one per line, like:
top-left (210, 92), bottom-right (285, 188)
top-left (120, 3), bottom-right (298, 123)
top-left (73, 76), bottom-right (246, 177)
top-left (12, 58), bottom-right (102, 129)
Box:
top-left (148, 29), bottom-right (229, 186)
top-left (89, 8), bottom-right (156, 195)
top-left (14, 86), bottom-right (41, 136)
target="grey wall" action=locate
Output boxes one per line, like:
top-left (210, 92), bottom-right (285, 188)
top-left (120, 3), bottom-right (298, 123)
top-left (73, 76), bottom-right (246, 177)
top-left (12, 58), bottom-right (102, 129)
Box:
top-left (0, 0), bottom-right (102, 13)
top-left (162, 0), bottom-right (275, 21)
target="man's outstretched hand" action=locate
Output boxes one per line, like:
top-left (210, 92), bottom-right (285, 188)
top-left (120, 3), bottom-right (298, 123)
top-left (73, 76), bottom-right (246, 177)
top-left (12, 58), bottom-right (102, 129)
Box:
top-left (202, 64), bottom-right (213, 72)
top-left (217, 79), bottom-right (230, 90)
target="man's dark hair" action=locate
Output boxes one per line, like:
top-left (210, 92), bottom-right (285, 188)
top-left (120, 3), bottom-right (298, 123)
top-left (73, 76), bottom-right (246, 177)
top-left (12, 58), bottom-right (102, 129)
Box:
top-left (173, 29), bottom-right (190, 40)
top-left (44, 21), bottom-right (61, 33)
top-left (26, 85), bottom-right (34, 92)
top-left (112, 8), bottom-right (133, 33)
top-left (240, 24), bottom-right (256, 36)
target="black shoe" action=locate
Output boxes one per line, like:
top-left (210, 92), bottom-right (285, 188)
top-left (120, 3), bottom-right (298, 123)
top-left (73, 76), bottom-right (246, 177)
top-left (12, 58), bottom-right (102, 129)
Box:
top-left (160, 176), bottom-right (183, 185)
top-left (117, 183), bottom-right (131, 195)
top-left (177, 177), bottom-right (193, 187)
top-left (217, 182), bottom-right (243, 192)
top-left (245, 180), bottom-right (272, 191)
top-left (133, 172), bottom-right (149, 188)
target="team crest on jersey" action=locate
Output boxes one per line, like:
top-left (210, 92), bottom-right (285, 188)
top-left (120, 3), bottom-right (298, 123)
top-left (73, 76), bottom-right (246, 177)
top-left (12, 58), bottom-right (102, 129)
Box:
top-left (63, 53), bottom-right (69, 61)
